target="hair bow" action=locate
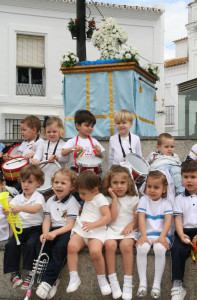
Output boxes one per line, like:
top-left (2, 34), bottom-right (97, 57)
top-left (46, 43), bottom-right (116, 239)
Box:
top-left (42, 116), bottom-right (50, 128)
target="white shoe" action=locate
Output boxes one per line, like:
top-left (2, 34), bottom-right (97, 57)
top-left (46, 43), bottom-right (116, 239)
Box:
top-left (137, 286), bottom-right (147, 297)
top-left (99, 283), bottom-right (111, 296)
top-left (66, 276), bottom-right (81, 293)
top-left (122, 284), bottom-right (133, 300)
top-left (36, 282), bottom-right (52, 299)
top-left (46, 279), bottom-right (60, 299)
top-left (171, 286), bottom-right (186, 300)
top-left (111, 282), bottom-right (122, 299)
top-left (151, 287), bottom-right (160, 299)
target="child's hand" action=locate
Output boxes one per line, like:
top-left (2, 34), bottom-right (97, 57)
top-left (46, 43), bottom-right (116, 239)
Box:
top-left (40, 233), bottom-right (48, 243)
top-left (180, 234), bottom-right (190, 244)
top-left (121, 223), bottom-right (133, 236)
top-left (32, 158), bottom-right (40, 165)
top-left (23, 153), bottom-right (33, 160)
top-left (11, 206), bottom-right (21, 214)
top-left (48, 155), bottom-right (58, 162)
top-left (82, 221), bottom-right (95, 232)
top-left (94, 145), bottom-right (101, 154)
top-left (2, 208), bottom-right (9, 216)
top-left (0, 151), bottom-right (3, 158)
top-left (108, 187), bottom-right (117, 199)
top-left (46, 231), bottom-right (57, 241)
top-left (74, 145), bottom-right (84, 152)
top-left (192, 235), bottom-right (197, 245)
top-left (3, 153), bottom-right (9, 160)
top-left (154, 236), bottom-right (170, 250)
top-left (136, 235), bottom-right (151, 247)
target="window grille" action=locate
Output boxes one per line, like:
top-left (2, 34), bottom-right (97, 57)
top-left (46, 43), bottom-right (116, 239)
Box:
top-left (165, 105), bottom-right (175, 125)
top-left (16, 34), bottom-right (45, 96)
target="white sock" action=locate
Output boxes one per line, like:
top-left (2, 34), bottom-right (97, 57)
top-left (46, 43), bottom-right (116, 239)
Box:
top-left (123, 275), bottom-right (133, 293)
top-left (137, 243), bottom-right (151, 288)
top-left (69, 271), bottom-right (79, 284)
top-left (153, 243), bottom-right (166, 291)
top-left (97, 274), bottom-right (109, 287)
top-left (108, 273), bottom-right (120, 292)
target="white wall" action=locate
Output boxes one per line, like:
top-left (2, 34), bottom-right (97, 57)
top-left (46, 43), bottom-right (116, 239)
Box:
top-left (175, 40), bottom-right (188, 59)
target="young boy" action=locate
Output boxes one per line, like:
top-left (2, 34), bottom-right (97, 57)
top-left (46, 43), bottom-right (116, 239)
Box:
top-left (3, 164), bottom-right (45, 290)
top-left (171, 160), bottom-right (197, 300)
top-left (147, 133), bottom-right (184, 194)
top-left (108, 109), bottom-right (142, 170)
top-left (62, 110), bottom-right (105, 172)
top-left (3, 115), bottom-right (43, 162)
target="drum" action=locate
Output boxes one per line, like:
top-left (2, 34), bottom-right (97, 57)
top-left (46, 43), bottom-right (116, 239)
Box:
top-left (7, 143), bottom-right (21, 156)
top-left (37, 161), bottom-right (61, 196)
top-left (126, 153), bottom-right (150, 183)
top-left (2, 157), bottom-right (29, 181)
top-left (76, 156), bottom-right (102, 175)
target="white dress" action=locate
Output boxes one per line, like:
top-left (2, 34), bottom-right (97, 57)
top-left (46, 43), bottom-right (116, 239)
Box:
top-left (105, 195), bottom-right (139, 240)
top-left (72, 193), bottom-right (109, 243)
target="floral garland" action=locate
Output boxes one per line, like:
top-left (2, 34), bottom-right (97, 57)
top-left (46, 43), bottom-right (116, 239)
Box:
top-left (120, 46), bottom-right (139, 65)
top-left (143, 62), bottom-right (160, 81)
top-left (60, 51), bottom-right (79, 67)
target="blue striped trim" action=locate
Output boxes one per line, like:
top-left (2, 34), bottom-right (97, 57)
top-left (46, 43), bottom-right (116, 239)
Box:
top-left (44, 212), bottom-right (51, 216)
top-left (146, 214), bottom-right (164, 220)
top-left (164, 210), bottom-right (173, 214)
top-left (67, 214), bottom-right (77, 219)
top-left (137, 208), bottom-right (146, 212)
top-left (173, 212), bottom-right (183, 216)
top-left (138, 232), bottom-right (173, 244)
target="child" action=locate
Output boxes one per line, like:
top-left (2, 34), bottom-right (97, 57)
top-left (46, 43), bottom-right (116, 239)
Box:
top-left (3, 164), bottom-right (45, 290)
top-left (103, 165), bottom-right (139, 300)
top-left (3, 115), bottom-right (43, 162)
top-left (188, 143), bottom-right (197, 160)
top-left (147, 133), bottom-right (184, 194)
top-left (62, 110), bottom-right (105, 172)
top-left (108, 109), bottom-right (142, 170)
top-left (36, 168), bottom-right (80, 299)
top-left (0, 172), bottom-right (18, 242)
top-left (32, 116), bottom-right (69, 168)
top-left (66, 170), bottom-right (111, 296)
top-left (136, 170), bottom-right (173, 299)
top-left (170, 160), bottom-right (197, 300)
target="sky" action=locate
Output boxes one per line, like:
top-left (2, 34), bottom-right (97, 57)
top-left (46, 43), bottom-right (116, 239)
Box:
top-left (96, 0), bottom-right (192, 59)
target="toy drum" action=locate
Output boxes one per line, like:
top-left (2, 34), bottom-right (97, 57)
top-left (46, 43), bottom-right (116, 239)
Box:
top-left (37, 161), bottom-right (61, 197)
top-left (7, 143), bottom-right (21, 156)
top-left (126, 153), bottom-right (150, 183)
top-left (76, 156), bottom-right (102, 175)
top-left (2, 157), bottom-right (29, 181)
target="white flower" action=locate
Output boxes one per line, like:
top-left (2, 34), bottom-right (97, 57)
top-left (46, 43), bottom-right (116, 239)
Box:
top-left (126, 53), bottom-right (131, 59)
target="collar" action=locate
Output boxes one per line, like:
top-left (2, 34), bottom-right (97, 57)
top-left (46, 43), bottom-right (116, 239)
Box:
top-left (157, 151), bottom-right (174, 157)
top-left (185, 189), bottom-right (197, 196)
top-left (25, 135), bottom-right (40, 144)
top-left (54, 193), bottom-right (72, 203)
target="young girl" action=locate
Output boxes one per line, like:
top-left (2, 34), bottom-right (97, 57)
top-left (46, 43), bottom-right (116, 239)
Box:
top-left (136, 170), bottom-right (173, 299)
top-left (103, 165), bottom-right (139, 300)
top-left (3, 164), bottom-right (45, 290)
top-left (0, 172), bottom-right (18, 242)
top-left (66, 170), bottom-right (111, 296)
top-left (108, 109), bottom-right (142, 170)
top-left (32, 116), bottom-right (69, 168)
top-left (36, 168), bottom-right (80, 299)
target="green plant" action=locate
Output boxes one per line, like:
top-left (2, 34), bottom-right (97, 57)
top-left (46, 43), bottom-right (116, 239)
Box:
top-left (67, 18), bottom-right (79, 32)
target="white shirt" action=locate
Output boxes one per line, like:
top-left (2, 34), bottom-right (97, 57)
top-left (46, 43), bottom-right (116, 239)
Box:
top-left (105, 195), bottom-right (139, 240)
top-left (18, 136), bottom-right (43, 162)
top-left (189, 144), bottom-right (197, 160)
top-left (72, 193), bottom-right (109, 243)
top-left (10, 191), bottom-right (45, 228)
top-left (45, 194), bottom-right (80, 228)
top-left (137, 195), bottom-right (173, 243)
top-left (146, 152), bottom-right (181, 170)
top-left (108, 133), bottom-right (142, 169)
top-left (62, 136), bottom-right (105, 168)
top-left (33, 139), bottom-right (69, 168)
top-left (174, 191), bottom-right (197, 228)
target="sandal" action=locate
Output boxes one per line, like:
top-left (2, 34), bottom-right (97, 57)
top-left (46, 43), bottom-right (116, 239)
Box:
top-left (137, 286), bottom-right (147, 297)
top-left (151, 287), bottom-right (160, 299)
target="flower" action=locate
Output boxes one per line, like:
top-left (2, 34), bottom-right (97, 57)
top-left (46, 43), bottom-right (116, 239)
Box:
top-left (87, 18), bottom-right (96, 33)
top-left (143, 62), bottom-right (160, 81)
top-left (67, 18), bottom-right (79, 32)
top-left (121, 45), bottom-right (140, 65)
top-left (60, 51), bottom-right (79, 67)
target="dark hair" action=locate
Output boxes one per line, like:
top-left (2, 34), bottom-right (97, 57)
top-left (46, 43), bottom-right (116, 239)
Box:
top-left (76, 170), bottom-right (101, 191)
top-left (74, 110), bottom-right (96, 127)
top-left (102, 165), bottom-right (137, 197)
top-left (0, 171), bottom-right (5, 184)
top-left (146, 170), bottom-right (168, 198)
top-left (20, 115), bottom-right (41, 133)
top-left (51, 168), bottom-right (77, 191)
top-left (181, 160), bottom-right (197, 174)
top-left (18, 164), bottom-right (44, 185)
top-left (157, 133), bottom-right (174, 146)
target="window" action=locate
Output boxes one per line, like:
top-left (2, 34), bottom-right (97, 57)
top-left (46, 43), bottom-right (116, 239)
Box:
top-left (16, 35), bottom-right (46, 96)
top-left (165, 105), bottom-right (175, 125)
top-left (5, 119), bottom-right (22, 140)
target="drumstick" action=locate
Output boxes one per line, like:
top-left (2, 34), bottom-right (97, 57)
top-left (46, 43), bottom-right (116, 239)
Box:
top-left (6, 157), bottom-right (26, 165)
top-left (191, 149), bottom-right (197, 157)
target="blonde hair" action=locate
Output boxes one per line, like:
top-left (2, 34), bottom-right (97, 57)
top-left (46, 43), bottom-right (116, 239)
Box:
top-left (146, 170), bottom-right (168, 198)
top-left (51, 168), bottom-right (77, 191)
top-left (157, 133), bottom-right (174, 146)
top-left (114, 109), bottom-right (134, 124)
top-left (102, 165), bottom-right (137, 197)
top-left (42, 117), bottom-right (65, 138)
